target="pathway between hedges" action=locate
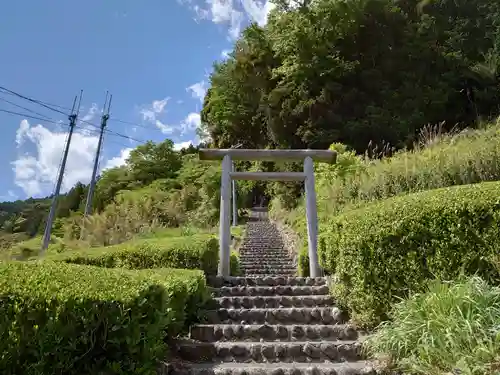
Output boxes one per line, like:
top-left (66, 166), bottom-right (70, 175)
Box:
top-left (165, 208), bottom-right (375, 375)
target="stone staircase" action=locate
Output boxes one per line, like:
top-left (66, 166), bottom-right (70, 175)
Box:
top-left (167, 209), bottom-right (374, 375)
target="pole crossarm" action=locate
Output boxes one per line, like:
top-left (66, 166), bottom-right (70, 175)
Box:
top-left (199, 149), bottom-right (337, 163)
top-left (231, 172), bottom-right (306, 181)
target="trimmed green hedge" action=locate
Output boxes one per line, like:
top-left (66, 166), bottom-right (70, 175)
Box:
top-left (0, 261), bottom-right (208, 375)
top-left (320, 181), bottom-right (500, 328)
top-left (48, 234), bottom-right (219, 275)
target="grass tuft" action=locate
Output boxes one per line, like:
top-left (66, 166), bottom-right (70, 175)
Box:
top-left (364, 277), bottom-right (500, 375)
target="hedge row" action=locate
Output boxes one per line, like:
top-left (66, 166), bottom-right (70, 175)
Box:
top-left (319, 181), bottom-right (500, 328)
top-left (0, 261), bottom-right (208, 375)
top-left (48, 234), bottom-right (219, 275)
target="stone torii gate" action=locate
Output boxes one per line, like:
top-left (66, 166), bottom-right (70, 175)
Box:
top-left (199, 149), bottom-right (337, 278)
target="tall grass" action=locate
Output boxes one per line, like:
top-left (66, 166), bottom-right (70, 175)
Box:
top-left (318, 120), bottom-right (500, 216)
top-left (364, 277), bottom-right (500, 375)
top-left (272, 119), bottom-right (500, 228)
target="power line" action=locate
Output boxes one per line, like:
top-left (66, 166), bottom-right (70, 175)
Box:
top-left (108, 117), bottom-right (161, 132)
top-left (75, 125), bottom-right (132, 148)
top-left (1, 106), bottom-right (148, 146)
top-left (0, 96), bottom-right (55, 121)
top-left (0, 88), bottom-right (72, 112)
top-left (80, 118), bottom-right (147, 144)
top-left (0, 86), bottom-right (69, 116)
top-left (0, 86), bottom-right (153, 145)
top-left (0, 86), bottom-right (164, 136)
top-left (0, 108), bottom-right (60, 125)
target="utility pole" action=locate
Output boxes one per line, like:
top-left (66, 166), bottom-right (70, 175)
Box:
top-left (41, 91), bottom-right (83, 254)
top-left (83, 92), bottom-right (112, 217)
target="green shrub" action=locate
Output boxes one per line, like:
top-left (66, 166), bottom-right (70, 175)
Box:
top-left (230, 251), bottom-right (241, 276)
top-left (297, 246), bottom-right (309, 277)
top-left (48, 234), bottom-right (219, 275)
top-left (320, 181), bottom-right (500, 327)
top-left (0, 261), bottom-right (208, 375)
top-left (364, 277), bottom-right (500, 375)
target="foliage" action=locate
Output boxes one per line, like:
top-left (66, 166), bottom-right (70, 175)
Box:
top-left (202, 0), bottom-right (500, 154)
top-left (230, 251), bottom-right (242, 276)
top-left (0, 261), bottom-right (209, 375)
top-left (315, 122), bottom-right (500, 216)
top-left (364, 277), bottom-right (500, 375)
top-left (201, 24), bottom-right (278, 149)
top-left (319, 181), bottom-right (500, 327)
top-left (76, 188), bottom-right (178, 246)
top-left (297, 246), bottom-right (310, 277)
top-left (271, 121), bottom-right (500, 265)
top-left (126, 139), bottom-right (182, 185)
top-left (48, 234), bottom-right (219, 275)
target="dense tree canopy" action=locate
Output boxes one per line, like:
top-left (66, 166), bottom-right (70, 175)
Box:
top-left (201, 0), bottom-right (500, 153)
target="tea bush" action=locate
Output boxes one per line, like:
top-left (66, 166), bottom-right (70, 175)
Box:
top-left (321, 181), bottom-right (500, 327)
top-left (49, 234), bottom-right (219, 275)
top-left (0, 261), bottom-right (208, 375)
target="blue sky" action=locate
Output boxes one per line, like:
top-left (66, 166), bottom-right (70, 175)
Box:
top-left (0, 0), bottom-right (274, 201)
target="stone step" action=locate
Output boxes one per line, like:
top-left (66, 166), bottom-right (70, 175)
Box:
top-left (239, 256), bottom-right (294, 262)
top-left (239, 265), bottom-right (295, 271)
top-left (165, 361), bottom-right (376, 375)
top-left (240, 247), bottom-right (287, 251)
top-left (239, 244), bottom-right (286, 247)
top-left (239, 257), bottom-right (294, 262)
top-left (240, 262), bottom-right (294, 267)
top-left (207, 276), bottom-right (328, 288)
top-left (240, 262), bottom-right (294, 266)
top-left (242, 266), bottom-right (297, 273)
top-left (175, 340), bottom-right (363, 363)
top-left (190, 324), bottom-right (359, 342)
top-left (211, 285), bottom-right (330, 297)
top-left (239, 260), bottom-right (294, 265)
top-left (239, 252), bottom-right (290, 257)
top-left (215, 295), bottom-right (334, 309)
top-left (243, 270), bottom-right (297, 277)
top-left (244, 274), bottom-right (299, 278)
top-left (205, 307), bottom-right (346, 325)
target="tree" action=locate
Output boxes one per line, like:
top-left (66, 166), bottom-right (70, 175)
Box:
top-left (93, 166), bottom-right (131, 212)
top-left (56, 182), bottom-right (87, 218)
top-left (201, 24), bottom-right (279, 149)
top-left (202, 0), bottom-right (500, 153)
top-left (126, 139), bottom-right (182, 185)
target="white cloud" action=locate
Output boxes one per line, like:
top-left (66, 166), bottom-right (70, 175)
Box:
top-left (187, 81), bottom-right (208, 103)
top-left (15, 119), bottom-right (30, 147)
top-left (240, 0), bottom-right (275, 26)
top-left (80, 103), bottom-right (100, 124)
top-left (181, 112), bottom-right (201, 135)
top-left (103, 148), bottom-right (133, 170)
top-left (11, 120), bottom-right (133, 198)
top-left (152, 98), bottom-right (168, 113)
top-left (155, 120), bottom-right (175, 135)
top-left (182, 0), bottom-right (275, 39)
top-left (140, 97), bottom-right (169, 121)
top-left (174, 140), bottom-right (197, 150)
top-left (139, 97), bottom-right (173, 135)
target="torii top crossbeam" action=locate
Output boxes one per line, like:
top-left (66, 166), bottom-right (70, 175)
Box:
top-left (199, 149), bottom-right (337, 163)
